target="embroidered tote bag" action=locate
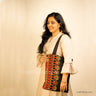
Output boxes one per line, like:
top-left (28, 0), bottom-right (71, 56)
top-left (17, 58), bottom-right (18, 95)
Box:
top-left (43, 34), bottom-right (70, 92)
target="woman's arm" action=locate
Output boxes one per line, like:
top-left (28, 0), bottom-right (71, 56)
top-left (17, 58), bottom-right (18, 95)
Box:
top-left (60, 35), bottom-right (72, 92)
top-left (36, 53), bottom-right (47, 68)
top-left (60, 73), bottom-right (69, 92)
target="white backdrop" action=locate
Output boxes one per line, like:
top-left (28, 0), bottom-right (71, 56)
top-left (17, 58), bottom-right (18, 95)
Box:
top-left (0, 0), bottom-right (96, 96)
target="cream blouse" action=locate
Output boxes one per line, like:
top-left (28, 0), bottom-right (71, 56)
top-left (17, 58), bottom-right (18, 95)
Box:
top-left (37, 32), bottom-right (77, 74)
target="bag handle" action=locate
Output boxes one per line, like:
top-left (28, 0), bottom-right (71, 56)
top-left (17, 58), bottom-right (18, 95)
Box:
top-left (52, 34), bottom-right (63, 55)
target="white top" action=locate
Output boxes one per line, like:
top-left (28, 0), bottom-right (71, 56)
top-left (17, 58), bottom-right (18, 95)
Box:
top-left (37, 32), bottom-right (78, 74)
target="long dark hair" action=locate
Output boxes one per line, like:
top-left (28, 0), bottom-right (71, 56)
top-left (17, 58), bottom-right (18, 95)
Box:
top-left (38, 12), bottom-right (71, 53)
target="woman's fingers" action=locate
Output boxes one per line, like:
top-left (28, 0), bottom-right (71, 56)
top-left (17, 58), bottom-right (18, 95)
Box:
top-left (65, 85), bottom-right (67, 91)
top-left (60, 81), bottom-right (67, 92)
top-left (39, 55), bottom-right (47, 63)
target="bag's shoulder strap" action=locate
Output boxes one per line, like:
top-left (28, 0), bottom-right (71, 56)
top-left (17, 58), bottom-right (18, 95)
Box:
top-left (52, 34), bottom-right (63, 55)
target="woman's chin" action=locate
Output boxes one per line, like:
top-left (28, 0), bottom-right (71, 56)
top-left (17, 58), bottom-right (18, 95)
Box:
top-left (49, 30), bottom-right (54, 33)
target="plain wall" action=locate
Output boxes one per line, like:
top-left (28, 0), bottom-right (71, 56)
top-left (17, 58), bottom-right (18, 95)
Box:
top-left (0, 0), bottom-right (96, 96)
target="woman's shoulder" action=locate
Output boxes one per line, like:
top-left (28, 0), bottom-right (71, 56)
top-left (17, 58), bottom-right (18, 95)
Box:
top-left (60, 33), bottom-right (72, 48)
top-left (60, 33), bottom-right (71, 43)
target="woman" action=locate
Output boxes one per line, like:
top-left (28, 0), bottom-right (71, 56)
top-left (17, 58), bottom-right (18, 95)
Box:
top-left (36, 12), bottom-right (77, 96)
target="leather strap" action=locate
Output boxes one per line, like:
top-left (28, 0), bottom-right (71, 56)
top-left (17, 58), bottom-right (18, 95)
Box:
top-left (52, 34), bottom-right (63, 55)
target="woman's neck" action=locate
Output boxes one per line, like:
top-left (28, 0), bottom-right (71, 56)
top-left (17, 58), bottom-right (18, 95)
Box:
top-left (51, 30), bottom-right (61, 37)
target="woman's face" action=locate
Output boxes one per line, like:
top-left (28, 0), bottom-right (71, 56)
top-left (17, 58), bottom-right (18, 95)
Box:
top-left (47, 16), bottom-right (60, 33)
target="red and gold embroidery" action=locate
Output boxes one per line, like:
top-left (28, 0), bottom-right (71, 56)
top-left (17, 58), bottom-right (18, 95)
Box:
top-left (43, 54), bottom-right (64, 91)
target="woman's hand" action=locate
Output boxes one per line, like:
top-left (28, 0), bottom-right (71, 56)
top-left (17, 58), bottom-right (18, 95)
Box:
top-left (60, 81), bottom-right (67, 92)
top-left (60, 73), bottom-right (68, 92)
top-left (39, 55), bottom-right (47, 63)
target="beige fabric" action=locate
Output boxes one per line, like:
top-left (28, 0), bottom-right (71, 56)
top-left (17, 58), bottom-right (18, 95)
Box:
top-left (36, 32), bottom-right (78, 96)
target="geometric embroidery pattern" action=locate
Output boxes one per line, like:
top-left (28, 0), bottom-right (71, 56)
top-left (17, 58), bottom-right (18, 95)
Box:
top-left (43, 54), bottom-right (64, 91)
